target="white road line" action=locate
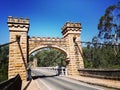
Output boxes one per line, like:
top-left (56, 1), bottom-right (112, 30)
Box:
top-left (38, 79), bottom-right (53, 90)
top-left (35, 80), bottom-right (41, 89)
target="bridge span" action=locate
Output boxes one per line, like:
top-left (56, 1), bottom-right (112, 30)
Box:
top-left (27, 67), bottom-right (117, 90)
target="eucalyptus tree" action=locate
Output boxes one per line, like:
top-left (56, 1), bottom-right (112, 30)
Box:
top-left (98, 1), bottom-right (120, 55)
top-left (98, 2), bottom-right (120, 43)
top-left (83, 2), bottom-right (120, 69)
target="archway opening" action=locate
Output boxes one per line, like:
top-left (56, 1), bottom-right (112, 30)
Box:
top-left (29, 47), bottom-right (67, 67)
top-left (29, 47), bottom-right (68, 76)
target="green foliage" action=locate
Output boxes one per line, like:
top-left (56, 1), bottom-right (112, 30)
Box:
top-left (98, 2), bottom-right (120, 44)
top-left (0, 45), bottom-right (9, 82)
top-left (85, 1), bottom-right (120, 69)
top-left (83, 45), bottom-right (120, 69)
top-left (29, 48), bottom-right (67, 67)
top-left (29, 54), bottom-right (34, 62)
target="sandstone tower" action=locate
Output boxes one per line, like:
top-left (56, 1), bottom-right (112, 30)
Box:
top-left (8, 16), bottom-right (29, 80)
top-left (62, 22), bottom-right (84, 75)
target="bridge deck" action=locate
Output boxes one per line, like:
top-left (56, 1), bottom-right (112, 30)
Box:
top-left (21, 72), bottom-right (120, 90)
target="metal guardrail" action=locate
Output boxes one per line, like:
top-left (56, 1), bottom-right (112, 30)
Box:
top-left (78, 69), bottom-right (120, 80)
top-left (0, 74), bottom-right (22, 90)
top-left (34, 67), bottom-right (68, 76)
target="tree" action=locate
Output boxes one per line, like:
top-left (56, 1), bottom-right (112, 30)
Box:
top-left (83, 43), bottom-right (120, 69)
top-left (29, 48), bottom-right (67, 67)
top-left (98, 1), bottom-right (120, 56)
top-left (83, 1), bottom-right (120, 69)
top-left (0, 45), bottom-right (9, 82)
top-left (98, 2), bottom-right (120, 44)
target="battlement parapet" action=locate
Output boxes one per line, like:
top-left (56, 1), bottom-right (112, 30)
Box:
top-left (7, 16), bottom-right (29, 29)
top-left (62, 22), bottom-right (81, 31)
top-left (29, 37), bottom-right (66, 42)
top-left (8, 16), bottom-right (29, 24)
top-left (62, 22), bottom-right (82, 36)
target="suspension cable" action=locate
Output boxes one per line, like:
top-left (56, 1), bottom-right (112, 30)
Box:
top-left (81, 41), bottom-right (120, 46)
top-left (0, 40), bottom-right (18, 48)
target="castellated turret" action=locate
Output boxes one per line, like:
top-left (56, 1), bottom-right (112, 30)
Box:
top-left (8, 16), bottom-right (30, 81)
top-left (7, 16), bottom-right (29, 32)
top-left (62, 22), bottom-right (82, 37)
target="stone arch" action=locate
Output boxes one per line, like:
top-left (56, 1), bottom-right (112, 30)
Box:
top-left (29, 45), bottom-right (69, 59)
top-left (7, 16), bottom-right (84, 81)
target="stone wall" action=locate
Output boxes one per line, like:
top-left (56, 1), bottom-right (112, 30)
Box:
top-left (8, 16), bottom-right (29, 81)
top-left (78, 69), bottom-right (120, 80)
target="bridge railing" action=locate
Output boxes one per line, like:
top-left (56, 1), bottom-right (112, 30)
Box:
top-left (33, 67), bottom-right (68, 76)
top-left (0, 74), bottom-right (22, 90)
top-left (78, 69), bottom-right (120, 80)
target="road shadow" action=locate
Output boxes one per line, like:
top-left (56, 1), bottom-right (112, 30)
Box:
top-left (32, 74), bottom-right (57, 80)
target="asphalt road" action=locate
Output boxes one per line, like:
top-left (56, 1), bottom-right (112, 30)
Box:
top-left (31, 69), bottom-right (115, 90)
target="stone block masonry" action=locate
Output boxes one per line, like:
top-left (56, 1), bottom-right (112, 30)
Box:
top-left (8, 16), bottom-right (29, 81)
top-left (8, 16), bottom-right (84, 81)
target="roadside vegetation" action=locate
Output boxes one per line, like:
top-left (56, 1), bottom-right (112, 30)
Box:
top-left (84, 1), bottom-right (120, 69)
top-left (0, 45), bottom-right (9, 82)
top-left (29, 48), bottom-right (67, 67)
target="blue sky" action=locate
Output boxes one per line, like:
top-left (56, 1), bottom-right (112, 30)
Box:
top-left (0, 0), bottom-right (119, 44)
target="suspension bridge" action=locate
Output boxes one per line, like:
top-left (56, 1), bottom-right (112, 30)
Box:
top-left (0, 16), bottom-right (120, 90)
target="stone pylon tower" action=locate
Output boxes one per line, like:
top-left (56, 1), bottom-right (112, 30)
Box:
top-left (7, 16), bottom-right (29, 80)
top-left (62, 22), bottom-right (84, 75)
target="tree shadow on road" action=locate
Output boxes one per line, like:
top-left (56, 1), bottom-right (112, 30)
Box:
top-left (32, 74), bottom-right (57, 80)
